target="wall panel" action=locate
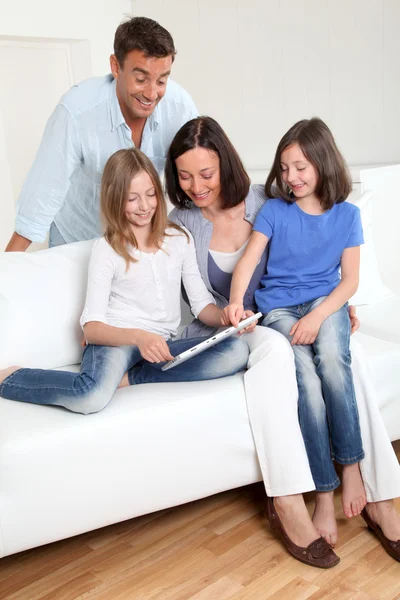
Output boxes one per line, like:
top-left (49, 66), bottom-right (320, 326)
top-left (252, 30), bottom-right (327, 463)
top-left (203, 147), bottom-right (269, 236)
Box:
top-left (132, 0), bottom-right (400, 169)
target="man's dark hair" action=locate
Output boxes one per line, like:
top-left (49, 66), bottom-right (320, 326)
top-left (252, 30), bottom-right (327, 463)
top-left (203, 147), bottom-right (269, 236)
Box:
top-left (114, 16), bottom-right (176, 66)
top-left (165, 116), bottom-right (250, 210)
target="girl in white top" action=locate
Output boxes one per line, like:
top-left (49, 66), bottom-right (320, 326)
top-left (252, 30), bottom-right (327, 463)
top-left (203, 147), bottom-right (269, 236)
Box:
top-left (0, 148), bottom-right (252, 414)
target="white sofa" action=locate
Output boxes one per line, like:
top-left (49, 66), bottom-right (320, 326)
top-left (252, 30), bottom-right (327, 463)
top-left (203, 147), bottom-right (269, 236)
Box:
top-left (1, 190), bottom-right (400, 559)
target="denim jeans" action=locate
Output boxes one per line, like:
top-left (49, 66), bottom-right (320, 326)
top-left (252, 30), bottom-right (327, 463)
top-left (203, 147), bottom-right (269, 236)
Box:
top-left (48, 222), bottom-right (66, 248)
top-left (0, 336), bottom-right (248, 415)
top-left (262, 297), bottom-right (364, 491)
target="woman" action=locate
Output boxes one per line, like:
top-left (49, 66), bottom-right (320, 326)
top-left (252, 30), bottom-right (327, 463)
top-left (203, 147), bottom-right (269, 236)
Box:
top-left (165, 116), bottom-right (400, 564)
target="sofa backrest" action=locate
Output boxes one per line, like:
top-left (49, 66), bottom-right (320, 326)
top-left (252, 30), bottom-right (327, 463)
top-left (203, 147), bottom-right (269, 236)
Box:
top-left (0, 189), bottom-right (393, 369)
top-left (0, 240), bottom-right (94, 369)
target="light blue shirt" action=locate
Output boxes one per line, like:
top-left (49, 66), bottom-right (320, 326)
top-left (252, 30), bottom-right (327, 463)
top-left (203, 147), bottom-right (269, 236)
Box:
top-left (15, 75), bottom-right (198, 243)
top-left (253, 198), bottom-right (364, 313)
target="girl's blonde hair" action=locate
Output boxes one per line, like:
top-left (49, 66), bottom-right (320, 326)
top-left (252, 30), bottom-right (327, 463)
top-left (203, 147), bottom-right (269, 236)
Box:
top-left (100, 148), bottom-right (187, 268)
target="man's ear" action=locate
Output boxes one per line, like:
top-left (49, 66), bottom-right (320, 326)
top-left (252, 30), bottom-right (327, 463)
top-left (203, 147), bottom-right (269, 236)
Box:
top-left (110, 54), bottom-right (120, 79)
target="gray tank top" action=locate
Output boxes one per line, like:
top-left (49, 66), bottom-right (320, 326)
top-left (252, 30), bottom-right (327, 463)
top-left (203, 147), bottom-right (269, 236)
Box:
top-left (208, 248), bottom-right (269, 311)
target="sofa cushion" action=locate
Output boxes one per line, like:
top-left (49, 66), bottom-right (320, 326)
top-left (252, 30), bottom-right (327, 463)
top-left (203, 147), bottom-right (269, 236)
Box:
top-left (357, 296), bottom-right (400, 344)
top-left (347, 190), bottom-right (393, 306)
top-left (0, 240), bottom-right (94, 369)
top-left (0, 372), bottom-right (260, 557)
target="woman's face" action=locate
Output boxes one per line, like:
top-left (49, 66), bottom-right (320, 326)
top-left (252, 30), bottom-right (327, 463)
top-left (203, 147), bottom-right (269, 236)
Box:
top-left (175, 147), bottom-right (221, 209)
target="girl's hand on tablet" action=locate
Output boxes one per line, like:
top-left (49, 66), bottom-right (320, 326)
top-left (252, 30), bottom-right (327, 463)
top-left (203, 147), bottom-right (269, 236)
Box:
top-left (222, 303), bottom-right (244, 327)
top-left (135, 331), bottom-right (174, 363)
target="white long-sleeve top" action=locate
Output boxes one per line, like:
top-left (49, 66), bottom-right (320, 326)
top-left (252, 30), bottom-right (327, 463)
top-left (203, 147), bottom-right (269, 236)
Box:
top-left (80, 227), bottom-right (216, 339)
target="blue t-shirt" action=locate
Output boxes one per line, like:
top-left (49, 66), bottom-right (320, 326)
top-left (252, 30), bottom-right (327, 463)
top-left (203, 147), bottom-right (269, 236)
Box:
top-left (253, 198), bottom-right (364, 314)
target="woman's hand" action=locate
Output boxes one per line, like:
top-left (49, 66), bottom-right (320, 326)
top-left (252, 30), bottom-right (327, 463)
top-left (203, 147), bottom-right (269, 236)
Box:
top-left (348, 304), bottom-right (360, 334)
top-left (222, 303), bottom-right (244, 327)
top-left (238, 310), bottom-right (258, 334)
top-left (135, 331), bottom-right (174, 363)
top-left (290, 311), bottom-right (324, 345)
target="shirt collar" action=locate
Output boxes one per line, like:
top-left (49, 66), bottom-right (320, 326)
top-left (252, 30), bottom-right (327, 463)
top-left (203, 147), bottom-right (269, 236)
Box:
top-left (110, 77), bottom-right (161, 133)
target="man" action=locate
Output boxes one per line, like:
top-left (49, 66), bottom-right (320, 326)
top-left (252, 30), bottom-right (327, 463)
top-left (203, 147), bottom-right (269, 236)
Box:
top-left (5, 17), bottom-right (197, 251)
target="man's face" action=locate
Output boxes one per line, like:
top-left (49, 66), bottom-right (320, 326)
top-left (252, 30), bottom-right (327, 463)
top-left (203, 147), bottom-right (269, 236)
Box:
top-left (110, 49), bottom-right (172, 121)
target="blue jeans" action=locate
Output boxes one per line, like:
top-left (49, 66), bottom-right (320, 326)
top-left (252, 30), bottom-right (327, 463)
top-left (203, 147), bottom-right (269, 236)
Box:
top-left (0, 336), bottom-right (248, 415)
top-left (48, 222), bottom-right (66, 248)
top-left (262, 297), bottom-right (364, 491)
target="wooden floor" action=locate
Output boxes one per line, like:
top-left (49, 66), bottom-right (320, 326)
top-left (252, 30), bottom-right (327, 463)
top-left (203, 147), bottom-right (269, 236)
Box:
top-left (1, 443), bottom-right (399, 600)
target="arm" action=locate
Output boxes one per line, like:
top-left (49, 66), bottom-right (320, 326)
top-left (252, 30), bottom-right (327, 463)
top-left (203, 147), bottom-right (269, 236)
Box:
top-left (290, 246), bottom-right (360, 345)
top-left (83, 322), bottom-right (173, 363)
top-left (180, 230), bottom-right (221, 323)
top-left (5, 105), bottom-right (82, 250)
top-left (5, 232), bottom-right (32, 252)
top-left (223, 231), bottom-right (269, 327)
top-left (178, 229), bottom-right (234, 329)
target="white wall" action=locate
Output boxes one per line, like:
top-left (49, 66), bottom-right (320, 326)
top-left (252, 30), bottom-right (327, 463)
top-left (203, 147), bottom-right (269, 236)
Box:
top-left (0, 0), bottom-right (130, 249)
top-left (0, 0), bottom-right (399, 249)
top-left (132, 0), bottom-right (400, 169)
top-left (0, 0), bottom-right (130, 76)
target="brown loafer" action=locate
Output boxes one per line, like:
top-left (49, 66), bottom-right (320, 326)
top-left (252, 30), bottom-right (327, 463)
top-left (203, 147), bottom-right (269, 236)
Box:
top-left (265, 496), bottom-right (340, 569)
top-left (361, 507), bottom-right (400, 562)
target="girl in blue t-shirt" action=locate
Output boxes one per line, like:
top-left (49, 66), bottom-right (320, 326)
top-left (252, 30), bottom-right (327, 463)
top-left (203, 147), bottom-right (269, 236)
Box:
top-left (224, 117), bottom-right (365, 547)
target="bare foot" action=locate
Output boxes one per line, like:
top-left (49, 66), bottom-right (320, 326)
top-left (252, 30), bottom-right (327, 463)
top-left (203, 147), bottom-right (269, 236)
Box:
top-left (312, 491), bottom-right (338, 546)
top-left (273, 494), bottom-right (322, 547)
top-left (117, 372), bottom-right (129, 389)
top-left (0, 366), bottom-right (21, 385)
top-left (365, 500), bottom-right (400, 541)
top-left (342, 462), bottom-right (367, 518)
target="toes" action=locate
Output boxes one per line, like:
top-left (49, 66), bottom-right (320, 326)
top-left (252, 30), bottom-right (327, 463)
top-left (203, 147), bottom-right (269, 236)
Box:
top-left (343, 503), bottom-right (352, 518)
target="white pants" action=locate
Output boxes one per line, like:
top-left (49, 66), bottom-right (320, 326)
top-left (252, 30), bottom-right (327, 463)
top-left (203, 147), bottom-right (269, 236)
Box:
top-left (242, 326), bottom-right (400, 500)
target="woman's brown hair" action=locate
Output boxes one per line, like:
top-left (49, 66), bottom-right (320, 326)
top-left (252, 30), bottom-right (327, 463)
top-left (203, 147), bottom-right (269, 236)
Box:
top-left (265, 117), bottom-right (352, 211)
top-left (165, 116), bottom-right (250, 210)
top-left (101, 148), bottom-right (186, 269)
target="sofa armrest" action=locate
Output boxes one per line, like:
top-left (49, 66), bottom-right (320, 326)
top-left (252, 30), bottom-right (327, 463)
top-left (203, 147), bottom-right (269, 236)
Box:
top-left (357, 295), bottom-right (400, 344)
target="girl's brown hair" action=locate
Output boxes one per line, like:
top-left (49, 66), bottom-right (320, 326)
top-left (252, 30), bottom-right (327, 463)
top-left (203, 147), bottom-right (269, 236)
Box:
top-left (101, 148), bottom-right (186, 268)
top-left (265, 117), bottom-right (352, 211)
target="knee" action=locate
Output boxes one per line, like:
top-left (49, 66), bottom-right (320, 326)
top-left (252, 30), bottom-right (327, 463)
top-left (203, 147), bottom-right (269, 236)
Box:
top-left (247, 327), bottom-right (293, 368)
top-left (316, 345), bottom-right (351, 374)
top-left (76, 389), bottom-right (112, 415)
top-left (70, 376), bottom-right (112, 415)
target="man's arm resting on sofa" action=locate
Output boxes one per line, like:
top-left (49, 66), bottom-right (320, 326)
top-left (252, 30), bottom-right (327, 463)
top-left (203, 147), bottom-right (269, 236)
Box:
top-left (5, 232), bottom-right (32, 252)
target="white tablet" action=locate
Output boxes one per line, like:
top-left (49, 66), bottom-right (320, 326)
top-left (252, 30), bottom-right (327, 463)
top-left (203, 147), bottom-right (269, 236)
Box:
top-left (161, 312), bottom-right (262, 371)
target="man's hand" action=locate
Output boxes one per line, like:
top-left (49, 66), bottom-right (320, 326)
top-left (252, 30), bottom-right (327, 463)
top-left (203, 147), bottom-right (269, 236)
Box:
top-left (290, 311), bottom-right (324, 345)
top-left (222, 303), bottom-right (244, 328)
top-left (348, 304), bottom-right (359, 334)
top-left (135, 331), bottom-right (174, 363)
